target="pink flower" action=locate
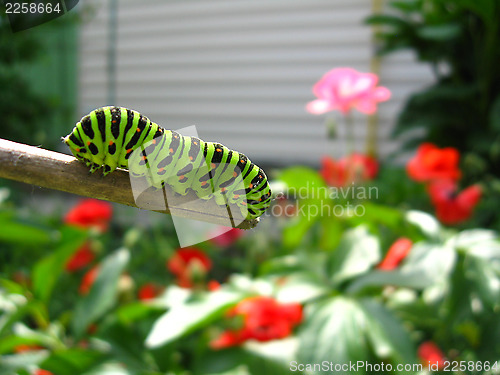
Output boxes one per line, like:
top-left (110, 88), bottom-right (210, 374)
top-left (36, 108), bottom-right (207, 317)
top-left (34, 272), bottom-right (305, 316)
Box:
top-left (306, 67), bottom-right (391, 115)
top-left (427, 180), bottom-right (482, 225)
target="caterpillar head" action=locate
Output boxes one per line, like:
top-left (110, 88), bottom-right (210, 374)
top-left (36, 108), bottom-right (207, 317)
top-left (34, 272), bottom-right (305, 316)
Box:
top-left (63, 130), bottom-right (91, 164)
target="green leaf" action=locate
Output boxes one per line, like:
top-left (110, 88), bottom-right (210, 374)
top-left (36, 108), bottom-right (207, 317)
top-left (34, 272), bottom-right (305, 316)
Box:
top-left (455, 0), bottom-right (497, 27)
top-left (319, 217), bottom-right (343, 250)
top-left (465, 256), bottom-right (500, 308)
top-left (489, 94), bottom-right (500, 131)
top-left (347, 243), bottom-right (456, 294)
top-left (277, 166), bottom-right (330, 248)
top-left (244, 338), bottom-right (299, 375)
top-left (389, 0), bottom-right (421, 12)
top-left (277, 166), bottom-right (328, 197)
top-left (282, 208), bottom-right (318, 248)
top-left (71, 249), bottom-right (130, 337)
top-left (32, 227), bottom-right (87, 302)
top-left (362, 202), bottom-right (403, 229)
top-left (39, 349), bottom-right (106, 375)
top-left (347, 202), bottom-right (404, 231)
top-left (0, 291), bottom-right (31, 336)
top-left (446, 229), bottom-right (500, 255)
top-left (0, 216), bottom-right (52, 246)
top-left (0, 335), bottom-right (44, 355)
top-left (364, 14), bottom-right (408, 28)
top-left (0, 351), bottom-right (49, 374)
top-left (405, 210), bottom-right (441, 239)
top-left (80, 362), bottom-right (140, 375)
top-left (276, 272), bottom-right (329, 304)
top-left (259, 255), bottom-right (304, 276)
top-left (416, 24), bottom-right (461, 41)
top-left (298, 297), bottom-right (416, 371)
top-left (0, 279), bottom-right (25, 295)
top-left (346, 270), bottom-right (431, 293)
top-left (327, 226), bottom-right (380, 286)
top-left (359, 299), bottom-right (417, 364)
top-left (298, 298), bottom-right (369, 371)
top-left (0, 322), bottom-right (62, 354)
top-left (393, 83), bottom-right (479, 140)
top-left (115, 302), bottom-right (164, 325)
top-left (98, 323), bottom-right (152, 371)
top-left (196, 347), bottom-right (257, 375)
top-left (145, 290), bottom-right (243, 348)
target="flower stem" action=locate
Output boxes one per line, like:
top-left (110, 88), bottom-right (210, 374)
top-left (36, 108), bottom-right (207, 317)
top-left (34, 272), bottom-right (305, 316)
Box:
top-left (366, 114), bottom-right (378, 157)
top-left (344, 112), bottom-right (355, 154)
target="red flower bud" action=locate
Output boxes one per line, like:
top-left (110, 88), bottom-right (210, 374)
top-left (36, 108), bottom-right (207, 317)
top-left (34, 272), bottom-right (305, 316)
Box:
top-left (65, 199), bottom-right (113, 232)
top-left (377, 237), bottom-right (413, 270)
top-left (65, 242), bottom-right (95, 272)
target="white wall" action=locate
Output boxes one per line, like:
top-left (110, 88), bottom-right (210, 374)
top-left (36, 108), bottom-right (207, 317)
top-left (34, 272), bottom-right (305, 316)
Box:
top-left (78, 0), bottom-right (434, 166)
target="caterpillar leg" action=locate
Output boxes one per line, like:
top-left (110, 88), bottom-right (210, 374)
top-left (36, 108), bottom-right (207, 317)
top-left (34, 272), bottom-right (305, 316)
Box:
top-left (89, 163), bottom-right (101, 173)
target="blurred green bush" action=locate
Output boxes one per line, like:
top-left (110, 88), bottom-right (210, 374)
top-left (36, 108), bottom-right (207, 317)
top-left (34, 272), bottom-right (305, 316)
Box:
top-left (366, 0), bottom-right (500, 179)
top-left (0, 5), bottom-right (78, 149)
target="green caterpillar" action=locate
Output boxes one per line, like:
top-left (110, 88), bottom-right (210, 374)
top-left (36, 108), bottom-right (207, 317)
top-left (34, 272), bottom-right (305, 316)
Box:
top-left (63, 106), bottom-right (272, 221)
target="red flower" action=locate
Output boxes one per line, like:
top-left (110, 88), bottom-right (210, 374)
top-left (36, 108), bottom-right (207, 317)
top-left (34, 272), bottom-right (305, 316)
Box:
top-left (14, 344), bottom-right (43, 353)
top-left (12, 271), bottom-right (31, 287)
top-left (210, 330), bottom-right (246, 349)
top-left (79, 266), bottom-right (99, 295)
top-left (65, 242), bottom-right (95, 272)
top-left (138, 282), bottom-right (162, 300)
top-left (210, 227), bottom-right (244, 247)
top-left (210, 296), bottom-right (303, 350)
top-left (65, 199), bottom-right (113, 232)
top-left (377, 237), bottom-right (413, 270)
top-left (321, 153), bottom-right (378, 187)
top-left (418, 341), bottom-right (446, 369)
top-left (87, 323), bottom-right (98, 335)
top-left (34, 370), bottom-right (53, 375)
top-left (207, 280), bottom-right (221, 291)
top-left (428, 180), bottom-right (482, 225)
top-left (407, 143), bottom-right (461, 182)
top-left (167, 247), bottom-right (212, 288)
top-left (320, 156), bottom-right (345, 187)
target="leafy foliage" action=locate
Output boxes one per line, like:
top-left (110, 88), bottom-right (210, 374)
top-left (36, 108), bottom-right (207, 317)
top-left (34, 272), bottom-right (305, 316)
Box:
top-left (0, 5), bottom-right (78, 148)
top-left (366, 0), bottom-right (500, 179)
top-left (1, 162), bottom-right (500, 374)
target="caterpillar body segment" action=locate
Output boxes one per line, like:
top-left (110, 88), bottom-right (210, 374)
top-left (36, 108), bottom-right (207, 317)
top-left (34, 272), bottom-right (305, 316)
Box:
top-left (63, 106), bottom-right (271, 220)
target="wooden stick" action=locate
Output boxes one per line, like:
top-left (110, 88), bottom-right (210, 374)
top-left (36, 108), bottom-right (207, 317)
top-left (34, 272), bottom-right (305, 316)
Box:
top-left (0, 138), bottom-right (258, 229)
